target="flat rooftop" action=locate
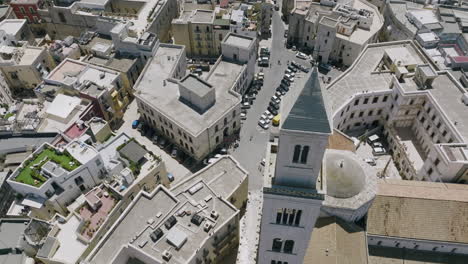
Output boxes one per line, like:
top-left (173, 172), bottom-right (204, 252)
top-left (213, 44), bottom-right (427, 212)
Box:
top-left (135, 45), bottom-right (241, 136)
top-left (367, 179), bottom-right (468, 244)
top-left (85, 54), bottom-right (136, 73)
top-left (47, 59), bottom-right (87, 83)
top-left (0, 133), bottom-right (56, 155)
top-left (0, 218), bottom-right (29, 250)
top-left (224, 34), bottom-right (253, 48)
top-left (335, 0), bottom-right (383, 45)
top-left (0, 19), bottom-right (26, 36)
top-left (368, 245), bottom-right (468, 264)
top-left (88, 156), bottom-right (244, 264)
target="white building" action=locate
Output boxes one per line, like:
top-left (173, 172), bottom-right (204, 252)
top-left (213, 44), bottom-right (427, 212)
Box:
top-left (287, 0), bottom-right (383, 66)
top-left (135, 33), bottom-right (257, 161)
top-left (86, 155), bottom-right (248, 264)
top-left (327, 40), bottom-right (468, 183)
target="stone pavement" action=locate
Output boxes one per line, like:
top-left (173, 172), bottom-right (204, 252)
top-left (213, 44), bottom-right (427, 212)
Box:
top-left (117, 100), bottom-right (191, 185)
top-left (237, 190), bottom-right (263, 264)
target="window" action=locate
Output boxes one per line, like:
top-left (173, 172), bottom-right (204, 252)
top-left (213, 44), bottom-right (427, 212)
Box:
top-left (224, 117), bottom-right (228, 125)
top-left (428, 168), bottom-right (433, 175)
top-left (20, 7), bottom-right (26, 14)
top-left (294, 210), bottom-right (302, 226)
top-left (292, 145), bottom-right (301, 163)
top-left (383, 95), bottom-right (388, 102)
top-left (409, 99), bottom-right (414, 105)
top-left (276, 209), bottom-right (282, 224)
top-left (394, 94), bottom-right (399, 101)
top-left (363, 98), bottom-right (369, 104)
top-left (219, 34), bottom-right (223, 41)
top-left (442, 130), bottom-right (447, 137)
top-left (232, 110), bottom-right (236, 118)
top-left (189, 137), bottom-right (192, 143)
top-left (431, 115), bottom-right (436, 121)
top-left (359, 111), bottom-right (364, 117)
top-left (233, 122), bottom-right (237, 129)
top-left (327, 31), bottom-right (330, 37)
top-left (190, 147), bottom-right (194, 153)
top-left (300, 146), bottom-right (309, 164)
top-left (272, 239), bottom-right (282, 252)
top-left (206, 26), bottom-right (209, 32)
top-left (372, 97), bottom-right (378, 103)
top-left (178, 129), bottom-right (181, 135)
top-left (215, 125), bottom-right (219, 132)
top-left (284, 240), bottom-right (294, 254)
top-left (436, 122), bottom-right (441, 129)
top-left (350, 112), bottom-right (355, 118)
top-left (368, 110), bottom-right (373, 116)
top-left (377, 109), bottom-right (382, 115)
top-left (216, 136), bottom-right (219, 143)
top-left (10, 72), bottom-right (18, 79)
top-left (405, 110), bottom-right (410, 115)
top-left (58, 12), bottom-right (66, 23)
top-left (196, 26), bottom-right (200, 32)
top-left (420, 117), bottom-right (425, 123)
top-left (354, 99), bottom-right (359, 105)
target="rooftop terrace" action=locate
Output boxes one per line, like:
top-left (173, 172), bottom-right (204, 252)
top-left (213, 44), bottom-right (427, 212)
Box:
top-left (13, 145), bottom-right (81, 187)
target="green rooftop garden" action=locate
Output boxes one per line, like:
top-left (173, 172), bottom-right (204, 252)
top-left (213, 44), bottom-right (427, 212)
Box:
top-left (15, 147), bottom-right (81, 187)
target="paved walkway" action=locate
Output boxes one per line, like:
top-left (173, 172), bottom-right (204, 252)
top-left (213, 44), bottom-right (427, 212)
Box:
top-left (237, 190), bottom-right (263, 264)
top-left (117, 100), bottom-right (191, 185)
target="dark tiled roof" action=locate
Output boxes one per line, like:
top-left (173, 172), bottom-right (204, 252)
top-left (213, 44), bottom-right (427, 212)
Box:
top-left (282, 68), bottom-right (331, 134)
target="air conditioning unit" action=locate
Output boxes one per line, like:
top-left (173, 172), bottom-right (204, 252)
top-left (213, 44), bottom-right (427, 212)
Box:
top-left (204, 222), bottom-right (213, 232)
top-left (162, 250), bottom-right (172, 261)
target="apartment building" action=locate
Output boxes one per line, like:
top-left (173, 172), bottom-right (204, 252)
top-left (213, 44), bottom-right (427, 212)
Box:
top-left (172, 9), bottom-right (231, 58)
top-left (288, 0), bottom-right (383, 66)
top-left (10, 0), bottom-right (44, 24)
top-left (38, 58), bottom-right (130, 128)
top-left (328, 40), bottom-right (468, 183)
top-left (86, 155), bottom-right (248, 264)
top-left (37, 0), bottom-right (178, 41)
top-left (0, 45), bottom-right (55, 97)
top-left (7, 132), bottom-right (167, 220)
top-left (135, 33), bottom-right (257, 161)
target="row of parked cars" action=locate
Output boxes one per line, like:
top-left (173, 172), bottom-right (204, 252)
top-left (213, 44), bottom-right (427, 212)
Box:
top-left (258, 62), bottom-right (309, 129)
top-left (132, 119), bottom-right (188, 167)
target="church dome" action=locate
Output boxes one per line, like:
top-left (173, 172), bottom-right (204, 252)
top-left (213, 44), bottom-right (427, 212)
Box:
top-left (325, 151), bottom-right (366, 199)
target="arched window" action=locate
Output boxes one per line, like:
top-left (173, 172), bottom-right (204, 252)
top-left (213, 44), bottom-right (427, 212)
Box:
top-left (272, 238), bottom-right (282, 252)
top-left (300, 146), bottom-right (309, 164)
top-left (224, 117), bottom-right (228, 125)
top-left (233, 122), bottom-right (236, 129)
top-left (292, 145), bottom-right (301, 163)
top-left (284, 240), bottom-right (294, 254)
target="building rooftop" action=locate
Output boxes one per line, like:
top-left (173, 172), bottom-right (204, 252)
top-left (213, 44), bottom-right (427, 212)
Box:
top-left (0, 19), bottom-right (26, 36)
top-left (85, 54), bottom-right (137, 73)
top-left (224, 34), bottom-right (253, 48)
top-left (0, 218), bottom-right (29, 264)
top-left (46, 94), bottom-right (81, 120)
top-left (327, 41), bottom-right (468, 140)
top-left (136, 45), bottom-right (241, 136)
top-left (180, 74), bottom-right (213, 97)
top-left (367, 179), bottom-right (468, 244)
top-left (304, 217), bottom-right (368, 264)
top-left (282, 68), bottom-right (331, 134)
top-left (88, 156), bottom-right (245, 264)
top-left (0, 133), bottom-right (56, 155)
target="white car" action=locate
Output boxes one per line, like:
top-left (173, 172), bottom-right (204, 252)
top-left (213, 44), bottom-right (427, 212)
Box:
top-left (260, 114), bottom-right (268, 121)
top-left (240, 112), bottom-right (247, 120)
top-left (372, 147), bottom-right (386, 156)
top-left (364, 158), bottom-right (376, 166)
top-left (265, 111), bottom-right (274, 120)
top-left (284, 74), bottom-right (294, 82)
top-left (296, 52), bottom-right (308, 60)
top-left (285, 69), bottom-right (295, 77)
top-left (258, 120), bottom-right (270, 129)
top-left (271, 96), bottom-right (281, 105)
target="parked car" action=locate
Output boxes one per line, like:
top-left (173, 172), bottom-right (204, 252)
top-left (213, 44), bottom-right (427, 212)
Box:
top-left (152, 135), bottom-right (159, 144)
top-left (265, 111), bottom-right (274, 120)
top-left (241, 102), bottom-right (251, 109)
top-left (219, 148), bottom-right (228, 155)
top-left (279, 83), bottom-right (289, 91)
top-left (132, 120), bottom-right (139, 129)
top-left (260, 113), bottom-right (268, 121)
top-left (158, 137), bottom-right (168, 148)
top-left (284, 30), bottom-right (288, 38)
top-left (258, 120), bottom-right (270, 130)
top-left (269, 101), bottom-right (280, 110)
top-left (292, 46), bottom-right (297, 51)
top-left (318, 63), bottom-right (332, 72)
top-left (281, 79), bottom-right (290, 86)
top-left (171, 147), bottom-right (178, 158)
top-left (167, 173), bottom-right (175, 182)
top-left (274, 4), bottom-right (279, 10)
top-left (367, 134), bottom-right (380, 145)
top-left (267, 106), bottom-right (279, 116)
top-left (296, 52), bottom-right (308, 60)
top-left (284, 74), bottom-right (294, 82)
top-left (364, 158), bottom-right (376, 166)
top-left (285, 68), bottom-right (295, 77)
top-left (288, 65), bottom-right (298, 73)
top-left (260, 158), bottom-right (266, 166)
top-left (137, 122), bottom-right (144, 132)
top-left (276, 89), bottom-right (286, 96)
top-left (240, 112), bottom-right (247, 120)
top-left (271, 95), bottom-right (281, 104)
top-left (372, 147), bottom-right (386, 156)
top-left (275, 91), bottom-right (283, 97)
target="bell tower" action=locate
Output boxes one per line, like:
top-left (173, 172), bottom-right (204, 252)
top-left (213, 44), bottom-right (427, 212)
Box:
top-left (257, 68), bottom-right (332, 264)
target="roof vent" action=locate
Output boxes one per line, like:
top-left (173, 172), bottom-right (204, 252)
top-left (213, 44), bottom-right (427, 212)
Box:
top-left (210, 210), bottom-right (219, 220)
top-left (162, 250), bottom-right (172, 261)
top-left (99, 72), bottom-right (105, 79)
top-left (164, 215), bottom-right (177, 230)
top-left (191, 213), bottom-right (205, 226)
top-left (149, 228), bottom-right (163, 242)
top-left (203, 222), bottom-right (213, 232)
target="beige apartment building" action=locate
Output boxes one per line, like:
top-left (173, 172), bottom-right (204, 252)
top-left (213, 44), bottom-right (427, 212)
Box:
top-left (172, 9), bottom-right (231, 58)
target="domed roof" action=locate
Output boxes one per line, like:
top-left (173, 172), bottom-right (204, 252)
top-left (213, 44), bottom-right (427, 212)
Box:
top-left (325, 151), bottom-right (366, 199)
